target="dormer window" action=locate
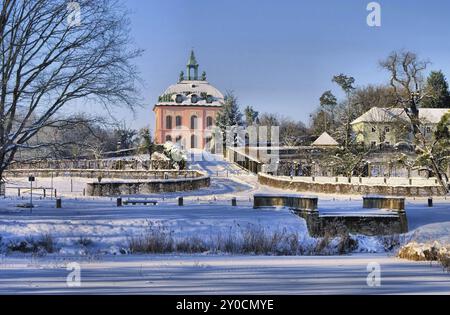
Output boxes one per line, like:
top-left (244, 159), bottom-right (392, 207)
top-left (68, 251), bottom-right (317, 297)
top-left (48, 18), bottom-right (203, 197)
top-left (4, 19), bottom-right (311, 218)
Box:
top-left (191, 94), bottom-right (199, 104)
top-left (175, 94), bottom-right (183, 104)
top-left (206, 95), bottom-right (213, 104)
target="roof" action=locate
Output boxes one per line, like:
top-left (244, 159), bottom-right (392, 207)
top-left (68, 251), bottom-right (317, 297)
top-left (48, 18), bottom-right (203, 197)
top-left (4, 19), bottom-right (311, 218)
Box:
top-left (351, 107), bottom-right (450, 125)
top-left (311, 132), bottom-right (339, 147)
top-left (419, 108), bottom-right (450, 123)
top-left (156, 80), bottom-right (224, 107)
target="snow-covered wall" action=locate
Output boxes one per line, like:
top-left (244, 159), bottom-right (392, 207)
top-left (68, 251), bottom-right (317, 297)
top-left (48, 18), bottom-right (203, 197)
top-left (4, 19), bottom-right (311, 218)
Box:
top-left (86, 176), bottom-right (210, 196)
top-left (258, 173), bottom-right (446, 197)
top-left (5, 169), bottom-right (204, 180)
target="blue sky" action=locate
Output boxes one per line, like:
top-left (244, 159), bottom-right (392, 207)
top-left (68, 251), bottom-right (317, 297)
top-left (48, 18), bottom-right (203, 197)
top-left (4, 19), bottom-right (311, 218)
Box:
top-left (113, 0), bottom-right (450, 130)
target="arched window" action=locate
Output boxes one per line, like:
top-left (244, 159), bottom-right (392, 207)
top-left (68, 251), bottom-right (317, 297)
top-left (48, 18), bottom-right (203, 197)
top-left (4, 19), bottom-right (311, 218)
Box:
top-left (190, 115), bottom-right (198, 130)
top-left (191, 135), bottom-right (198, 149)
top-left (176, 116), bottom-right (182, 129)
top-left (175, 136), bottom-right (182, 144)
top-left (165, 135), bottom-right (172, 142)
top-left (166, 116), bottom-right (173, 129)
top-left (206, 116), bottom-right (213, 128)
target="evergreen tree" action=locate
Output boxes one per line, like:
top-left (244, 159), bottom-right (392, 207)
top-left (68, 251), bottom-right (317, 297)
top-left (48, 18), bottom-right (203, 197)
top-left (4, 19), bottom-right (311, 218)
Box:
top-left (332, 74), bottom-right (356, 149)
top-left (244, 106), bottom-right (259, 126)
top-left (319, 90), bottom-right (337, 132)
top-left (422, 70), bottom-right (450, 108)
top-left (215, 92), bottom-right (243, 146)
top-left (137, 128), bottom-right (154, 155)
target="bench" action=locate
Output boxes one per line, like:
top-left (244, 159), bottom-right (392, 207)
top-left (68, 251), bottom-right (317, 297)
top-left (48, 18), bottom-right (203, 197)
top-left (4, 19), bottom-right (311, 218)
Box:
top-left (123, 199), bottom-right (158, 206)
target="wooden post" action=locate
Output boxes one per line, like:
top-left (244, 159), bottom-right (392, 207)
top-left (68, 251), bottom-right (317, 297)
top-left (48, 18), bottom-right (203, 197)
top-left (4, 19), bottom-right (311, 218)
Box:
top-left (117, 197), bottom-right (122, 207)
top-left (56, 198), bottom-right (62, 209)
top-left (178, 197), bottom-right (184, 207)
top-left (428, 197), bottom-right (433, 208)
top-left (232, 197), bottom-right (237, 207)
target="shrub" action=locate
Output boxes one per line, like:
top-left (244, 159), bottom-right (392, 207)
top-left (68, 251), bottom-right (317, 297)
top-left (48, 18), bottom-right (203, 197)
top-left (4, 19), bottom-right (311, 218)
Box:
top-left (175, 237), bottom-right (209, 254)
top-left (439, 254), bottom-right (450, 272)
top-left (76, 237), bottom-right (94, 247)
top-left (126, 222), bottom-right (362, 256)
top-left (398, 241), bottom-right (450, 272)
top-left (128, 224), bottom-right (174, 254)
top-left (7, 234), bottom-right (57, 254)
top-left (318, 220), bottom-right (358, 255)
top-left (39, 234), bottom-right (57, 253)
top-left (379, 234), bottom-right (401, 251)
top-left (214, 230), bottom-right (240, 254)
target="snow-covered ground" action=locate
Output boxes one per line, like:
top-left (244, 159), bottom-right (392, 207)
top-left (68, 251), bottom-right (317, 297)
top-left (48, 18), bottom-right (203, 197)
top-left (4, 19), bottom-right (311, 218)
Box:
top-left (0, 199), bottom-right (316, 255)
top-left (0, 152), bottom-right (449, 294)
top-left (1, 196), bottom-right (449, 255)
top-left (0, 254), bottom-right (449, 294)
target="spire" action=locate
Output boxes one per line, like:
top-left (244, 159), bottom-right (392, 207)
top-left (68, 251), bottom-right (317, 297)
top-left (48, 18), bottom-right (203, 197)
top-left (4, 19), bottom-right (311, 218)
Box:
top-left (186, 50), bottom-right (199, 80)
top-left (187, 50), bottom-right (198, 66)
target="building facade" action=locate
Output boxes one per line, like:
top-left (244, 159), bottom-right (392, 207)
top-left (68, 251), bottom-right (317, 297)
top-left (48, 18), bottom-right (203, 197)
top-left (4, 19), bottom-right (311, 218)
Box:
top-left (153, 51), bottom-right (224, 149)
top-left (351, 107), bottom-right (450, 148)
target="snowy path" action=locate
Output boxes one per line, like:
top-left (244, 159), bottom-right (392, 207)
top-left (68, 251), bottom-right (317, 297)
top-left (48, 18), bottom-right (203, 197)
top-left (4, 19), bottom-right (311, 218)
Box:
top-left (0, 254), bottom-right (449, 294)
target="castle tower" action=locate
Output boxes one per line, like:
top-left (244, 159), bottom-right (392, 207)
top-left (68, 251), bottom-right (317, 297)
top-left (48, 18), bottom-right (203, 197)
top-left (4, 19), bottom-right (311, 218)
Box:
top-left (153, 51), bottom-right (224, 149)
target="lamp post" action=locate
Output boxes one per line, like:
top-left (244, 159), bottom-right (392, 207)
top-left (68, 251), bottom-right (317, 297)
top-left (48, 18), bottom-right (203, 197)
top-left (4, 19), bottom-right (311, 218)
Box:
top-left (28, 175), bottom-right (35, 212)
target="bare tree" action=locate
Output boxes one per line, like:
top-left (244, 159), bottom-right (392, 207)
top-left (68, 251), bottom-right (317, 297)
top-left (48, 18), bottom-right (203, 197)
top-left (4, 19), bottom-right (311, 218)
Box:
top-left (0, 0), bottom-right (141, 178)
top-left (380, 50), bottom-right (448, 192)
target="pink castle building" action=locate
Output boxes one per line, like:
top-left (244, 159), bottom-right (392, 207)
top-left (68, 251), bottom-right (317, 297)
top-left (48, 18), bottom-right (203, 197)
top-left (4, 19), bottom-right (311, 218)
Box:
top-left (153, 51), bottom-right (224, 149)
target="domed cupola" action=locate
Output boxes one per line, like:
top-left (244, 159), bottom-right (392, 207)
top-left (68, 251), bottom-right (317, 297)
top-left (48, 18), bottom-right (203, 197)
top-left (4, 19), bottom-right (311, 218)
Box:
top-left (156, 50), bottom-right (224, 107)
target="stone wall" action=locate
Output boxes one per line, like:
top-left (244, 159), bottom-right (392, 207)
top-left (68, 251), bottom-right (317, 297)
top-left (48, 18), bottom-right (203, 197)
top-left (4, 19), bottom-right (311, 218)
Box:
top-left (258, 173), bottom-right (446, 197)
top-left (252, 194), bottom-right (408, 237)
top-left (253, 194), bottom-right (318, 211)
top-left (363, 196), bottom-right (405, 211)
top-left (311, 214), bottom-right (408, 237)
top-left (293, 209), bottom-right (408, 237)
top-left (86, 176), bottom-right (210, 196)
top-left (4, 169), bottom-right (203, 180)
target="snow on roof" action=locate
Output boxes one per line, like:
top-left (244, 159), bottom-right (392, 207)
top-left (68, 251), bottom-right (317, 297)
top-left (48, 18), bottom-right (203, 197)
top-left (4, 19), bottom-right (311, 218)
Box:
top-left (351, 107), bottom-right (450, 125)
top-left (311, 132), bottom-right (339, 147)
top-left (157, 80), bottom-right (224, 107)
top-left (419, 108), bottom-right (450, 123)
top-left (351, 108), bottom-right (407, 125)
